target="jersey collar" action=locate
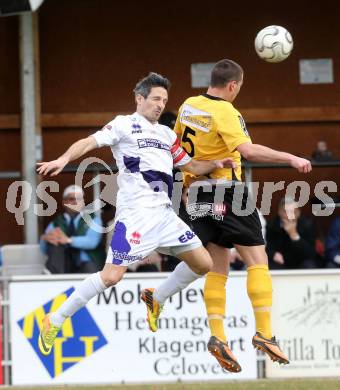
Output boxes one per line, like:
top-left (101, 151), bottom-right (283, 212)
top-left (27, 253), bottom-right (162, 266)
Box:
top-left (133, 111), bottom-right (159, 127)
top-left (202, 93), bottom-right (226, 101)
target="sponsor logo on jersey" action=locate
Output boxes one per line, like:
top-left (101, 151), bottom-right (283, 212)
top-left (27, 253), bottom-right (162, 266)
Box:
top-left (187, 202), bottom-right (212, 215)
top-left (187, 202), bottom-right (226, 221)
top-left (178, 230), bottom-right (196, 243)
top-left (213, 202), bottom-right (228, 215)
top-left (129, 231), bottom-right (141, 244)
top-left (180, 104), bottom-right (212, 133)
top-left (17, 288), bottom-right (107, 378)
top-left (132, 123), bottom-right (142, 134)
top-left (111, 250), bottom-right (143, 262)
top-left (137, 138), bottom-right (170, 151)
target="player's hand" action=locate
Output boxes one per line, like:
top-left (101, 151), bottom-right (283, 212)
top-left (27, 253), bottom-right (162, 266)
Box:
top-left (290, 157), bottom-right (312, 173)
top-left (282, 219), bottom-right (298, 237)
top-left (37, 157), bottom-right (68, 176)
top-left (273, 252), bottom-right (285, 265)
top-left (41, 230), bottom-right (60, 246)
top-left (56, 229), bottom-right (71, 245)
top-left (215, 158), bottom-right (237, 169)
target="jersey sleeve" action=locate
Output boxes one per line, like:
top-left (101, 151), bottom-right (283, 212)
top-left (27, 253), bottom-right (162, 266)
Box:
top-left (218, 108), bottom-right (252, 152)
top-left (173, 106), bottom-right (183, 138)
top-left (169, 131), bottom-right (192, 167)
top-left (91, 118), bottom-right (121, 147)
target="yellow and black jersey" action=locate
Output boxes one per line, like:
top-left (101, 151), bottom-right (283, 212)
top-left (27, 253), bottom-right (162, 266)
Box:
top-left (174, 93), bottom-right (251, 186)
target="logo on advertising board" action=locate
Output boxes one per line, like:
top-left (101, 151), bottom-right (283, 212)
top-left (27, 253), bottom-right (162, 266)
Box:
top-left (281, 283), bottom-right (340, 327)
top-left (17, 287), bottom-right (108, 378)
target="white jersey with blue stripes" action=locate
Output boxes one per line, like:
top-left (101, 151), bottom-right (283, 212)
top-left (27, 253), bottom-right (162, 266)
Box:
top-left (92, 112), bottom-right (191, 208)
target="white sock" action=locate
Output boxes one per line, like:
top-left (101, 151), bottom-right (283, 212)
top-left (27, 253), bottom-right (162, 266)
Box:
top-left (50, 272), bottom-right (106, 326)
top-left (153, 261), bottom-right (202, 305)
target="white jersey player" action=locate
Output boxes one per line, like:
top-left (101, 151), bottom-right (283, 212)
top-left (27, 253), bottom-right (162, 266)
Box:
top-left (92, 111), bottom-right (205, 266)
top-left (36, 72), bottom-right (236, 356)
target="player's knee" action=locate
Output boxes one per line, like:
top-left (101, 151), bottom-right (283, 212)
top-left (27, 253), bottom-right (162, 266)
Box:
top-left (100, 271), bottom-right (123, 287)
top-left (195, 255), bottom-right (213, 275)
top-left (243, 250), bottom-right (268, 267)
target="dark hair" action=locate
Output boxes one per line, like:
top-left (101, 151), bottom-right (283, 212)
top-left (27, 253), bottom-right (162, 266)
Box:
top-left (159, 111), bottom-right (177, 129)
top-left (210, 59), bottom-right (243, 87)
top-left (133, 72), bottom-right (171, 98)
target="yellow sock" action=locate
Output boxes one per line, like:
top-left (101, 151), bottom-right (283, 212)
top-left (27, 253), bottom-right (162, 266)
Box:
top-left (204, 272), bottom-right (227, 342)
top-left (247, 264), bottom-right (272, 339)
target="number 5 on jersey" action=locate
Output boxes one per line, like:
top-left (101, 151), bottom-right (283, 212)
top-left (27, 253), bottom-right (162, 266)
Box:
top-left (182, 127), bottom-right (196, 157)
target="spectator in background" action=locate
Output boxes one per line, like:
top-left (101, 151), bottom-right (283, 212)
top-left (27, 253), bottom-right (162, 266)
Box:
top-left (40, 185), bottom-right (105, 273)
top-left (266, 196), bottom-right (317, 269)
top-left (159, 111), bottom-right (177, 129)
top-left (325, 216), bottom-right (340, 268)
top-left (311, 140), bottom-right (333, 162)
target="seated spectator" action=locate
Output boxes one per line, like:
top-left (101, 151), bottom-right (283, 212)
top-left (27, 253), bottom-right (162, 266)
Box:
top-left (266, 196), bottom-right (317, 269)
top-left (325, 216), bottom-right (340, 268)
top-left (40, 185), bottom-right (105, 273)
top-left (311, 140), bottom-right (333, 162)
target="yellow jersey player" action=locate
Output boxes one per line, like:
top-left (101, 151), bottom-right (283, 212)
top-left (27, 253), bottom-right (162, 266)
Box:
top-left (174, 59), bottom-right (312, 372)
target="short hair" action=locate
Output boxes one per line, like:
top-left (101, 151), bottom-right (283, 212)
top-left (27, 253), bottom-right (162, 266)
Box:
top-left (210, 59), bottom-right (243, 87)
top-left (133, 72), bottom-right (171, 98)
top-left (63, 185), bottom-right (84, 199)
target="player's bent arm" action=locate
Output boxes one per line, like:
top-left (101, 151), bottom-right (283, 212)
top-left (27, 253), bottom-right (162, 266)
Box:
top-left (180, 160), bottom-right (220, 176)
top-left (236, 142), bottom-right (312, 173)
top-left (37, 136), bottom-right (98, 176)
top-left (180, 158), bottom-right (236, 176)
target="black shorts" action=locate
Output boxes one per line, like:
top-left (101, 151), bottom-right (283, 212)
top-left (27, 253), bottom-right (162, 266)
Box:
top-left (184, 182), bottom-right (265, 248)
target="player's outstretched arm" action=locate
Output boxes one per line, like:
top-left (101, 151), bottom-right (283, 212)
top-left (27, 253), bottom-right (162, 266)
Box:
top-left (180, 158), bottom-right (237, 176)
top-left (237, 142), bottom-right (312, 173)
top-left (37, 136), bottom-right (98, 176)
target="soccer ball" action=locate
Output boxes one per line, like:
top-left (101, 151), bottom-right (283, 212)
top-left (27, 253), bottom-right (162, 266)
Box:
top-left (254, 25), bottom-right (293, 63)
